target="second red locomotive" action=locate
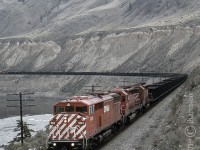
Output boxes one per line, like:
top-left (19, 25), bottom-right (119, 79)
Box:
top-left (47, 84), bottom-right (149, 150)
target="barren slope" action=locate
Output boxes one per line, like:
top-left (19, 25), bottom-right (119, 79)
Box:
top-left (0, 26), bottom-right (200, 96)
top-left (1, 0), bottom-right (200, 38)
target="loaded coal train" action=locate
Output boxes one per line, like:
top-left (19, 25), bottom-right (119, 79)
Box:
top-left (47, 74), bottom-right (188, 150)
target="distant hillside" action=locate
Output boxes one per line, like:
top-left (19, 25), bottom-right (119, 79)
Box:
top-left (0, 0), bottom-right (200, 38)
top-left (0, 26), bottom-right (200, 97)
top-left (0, 0), bottom-right (200, 104)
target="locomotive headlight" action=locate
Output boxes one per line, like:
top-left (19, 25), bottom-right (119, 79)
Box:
top-left (53, 143), bottom-right (56, 147)
top-left (71, 143), bottom-right (75, 147)
top-left (78, 121), bottom-right (85, 125)
top-left (50, 122), bottom-right (55, 125)
top-left (64, 120), bottom-right (67, 123)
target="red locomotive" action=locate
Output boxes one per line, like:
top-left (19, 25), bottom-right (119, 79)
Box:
top-left (47, 84), bottom-right (149, 150)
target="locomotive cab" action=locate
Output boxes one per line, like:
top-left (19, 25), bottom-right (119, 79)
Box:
top-left (111, 85), bottom-right (149, 118)
top-left (48, 99), bottom-right (89, 150)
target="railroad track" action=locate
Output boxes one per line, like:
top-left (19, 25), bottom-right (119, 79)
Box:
top-left (0, 71), bottom-right (182, 77)
top-left (1, 71), bottom-right (188, 105)
top-left (0, 71), bottom-right (188, 101)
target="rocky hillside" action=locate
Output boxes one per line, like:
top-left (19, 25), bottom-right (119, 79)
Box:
top-left (0, 26), bottom-right (200, 96)
top-left (1, 0), bottom-right (200, 38)
top-left (0, 0), bottom-right (199, 117)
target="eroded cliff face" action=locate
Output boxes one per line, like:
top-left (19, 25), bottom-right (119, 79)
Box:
top-left (0, 26), bottom-right (200, 96)
top-left (1, 0), bottom-right (200, 38)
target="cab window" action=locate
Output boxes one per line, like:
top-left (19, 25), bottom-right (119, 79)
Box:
top-left (54, 106), bottom-right (64, 114)
top-left (65, 106), bottom-right (74, 112)
top-left (76, 106), bottom-right (87, 113)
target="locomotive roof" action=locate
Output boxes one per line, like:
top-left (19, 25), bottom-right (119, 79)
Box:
top-left (57, 94), bottom-right (114, 106)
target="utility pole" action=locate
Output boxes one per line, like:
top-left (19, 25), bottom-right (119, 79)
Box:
top-left (19, 92), bottom-right (23, 144)
top-left (7, 92), bottom-right (34, 145)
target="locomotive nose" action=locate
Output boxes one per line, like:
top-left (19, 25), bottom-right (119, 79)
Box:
top-left (49, 114), bottom-right (86, 141)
